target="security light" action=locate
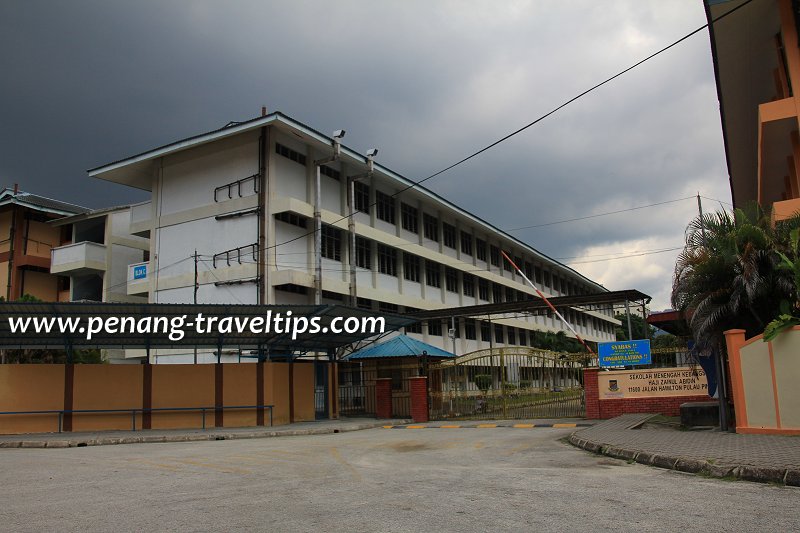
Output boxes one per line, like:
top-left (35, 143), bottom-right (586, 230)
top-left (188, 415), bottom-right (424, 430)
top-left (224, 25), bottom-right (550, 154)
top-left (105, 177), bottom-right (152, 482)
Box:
top-left (366, 148), bottom-right (378, 157)
top-left (333, 129), bottom-right (346, 139)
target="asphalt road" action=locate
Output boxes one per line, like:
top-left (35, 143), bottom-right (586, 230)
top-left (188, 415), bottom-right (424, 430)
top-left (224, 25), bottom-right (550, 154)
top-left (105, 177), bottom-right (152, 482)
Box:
top-left (1, 427), bottom-right (797, 532)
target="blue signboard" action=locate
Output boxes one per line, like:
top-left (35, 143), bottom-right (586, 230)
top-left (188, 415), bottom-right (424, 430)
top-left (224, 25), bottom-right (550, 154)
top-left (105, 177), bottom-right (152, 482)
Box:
top-left (598, 339), bottom-right (651, 367)
top-left (133, 264), bottom-right (147, 280)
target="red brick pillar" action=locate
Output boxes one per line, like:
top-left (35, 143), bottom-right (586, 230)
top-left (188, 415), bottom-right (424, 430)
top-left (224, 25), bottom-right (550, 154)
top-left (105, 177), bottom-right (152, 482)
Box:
top-left (376, 378), bottom-right (392, 419)
top-left (583, 368), bottom-right (600, 420)
top-left (409, 376), bottom-right (429, 423)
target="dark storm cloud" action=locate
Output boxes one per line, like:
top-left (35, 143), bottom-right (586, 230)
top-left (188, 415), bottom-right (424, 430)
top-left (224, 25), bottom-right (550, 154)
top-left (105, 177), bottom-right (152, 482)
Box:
top-left (0, 1), bottom-right (731, 308)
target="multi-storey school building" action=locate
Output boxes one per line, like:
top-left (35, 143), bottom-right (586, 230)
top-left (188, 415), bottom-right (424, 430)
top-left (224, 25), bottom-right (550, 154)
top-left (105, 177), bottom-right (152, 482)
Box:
top-left (88, 111), bottom-right (618, 363)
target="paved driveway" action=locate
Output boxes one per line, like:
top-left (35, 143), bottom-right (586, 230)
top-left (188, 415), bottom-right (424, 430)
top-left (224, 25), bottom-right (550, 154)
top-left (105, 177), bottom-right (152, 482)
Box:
top-left (1, 427), bottom-right (797, 532)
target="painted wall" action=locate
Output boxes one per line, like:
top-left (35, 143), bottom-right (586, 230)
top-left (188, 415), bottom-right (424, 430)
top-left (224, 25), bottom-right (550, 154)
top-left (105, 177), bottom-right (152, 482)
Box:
top-left (0, 362), bottom-right (321, 435)
top-left (725, 327), bottom-right (800, 435)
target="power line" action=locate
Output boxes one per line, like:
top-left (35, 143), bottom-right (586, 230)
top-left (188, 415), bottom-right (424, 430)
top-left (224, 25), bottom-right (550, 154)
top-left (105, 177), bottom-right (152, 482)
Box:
top-left (565, 247), bottom-right (683, 265)
top-left (506, 196), bottom-right (694, 231)
top-left (261, 0), bottom-right (754, 255)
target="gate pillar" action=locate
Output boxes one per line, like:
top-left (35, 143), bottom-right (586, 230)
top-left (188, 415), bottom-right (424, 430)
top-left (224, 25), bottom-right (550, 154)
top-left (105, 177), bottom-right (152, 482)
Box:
top-left (376, 378), bottom-right (392, 419)
top-left (410, 376), bottom-right (429, 423)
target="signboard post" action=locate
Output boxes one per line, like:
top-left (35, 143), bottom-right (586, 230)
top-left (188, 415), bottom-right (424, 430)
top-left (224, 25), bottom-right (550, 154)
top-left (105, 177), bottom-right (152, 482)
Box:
top-left (598, 339), bottom-right (651, 368)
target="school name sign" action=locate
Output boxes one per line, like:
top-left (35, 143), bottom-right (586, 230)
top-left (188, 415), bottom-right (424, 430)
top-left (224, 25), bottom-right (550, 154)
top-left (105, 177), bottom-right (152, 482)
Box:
top-left (598, 339), bottom-right (651, 367)
top-left (598, 367), bottom-right (709, 400)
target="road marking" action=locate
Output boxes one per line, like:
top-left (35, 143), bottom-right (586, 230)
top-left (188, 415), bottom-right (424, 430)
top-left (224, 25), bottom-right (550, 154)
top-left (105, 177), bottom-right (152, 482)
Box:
top-left (440, 425), bottom-right (461, 428)
top-left (553, 423), bottom-right (577, 428)
top-left (406, 425), bottom-right (426, 429)
top-left (513, 424), bottom-right (535, 428)
top-left (477, 424), bottom-right (497, 428)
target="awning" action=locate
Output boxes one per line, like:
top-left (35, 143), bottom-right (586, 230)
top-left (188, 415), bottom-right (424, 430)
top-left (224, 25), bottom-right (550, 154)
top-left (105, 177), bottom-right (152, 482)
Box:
top-left (345, 334), bottom-right (455, 360)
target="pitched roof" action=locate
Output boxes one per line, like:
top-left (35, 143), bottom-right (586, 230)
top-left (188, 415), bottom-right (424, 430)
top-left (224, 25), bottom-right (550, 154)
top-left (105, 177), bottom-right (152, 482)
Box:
top-left (0, 188), bottom-right (87, 216)
top-left (346, 334), bottom-right (456, 360)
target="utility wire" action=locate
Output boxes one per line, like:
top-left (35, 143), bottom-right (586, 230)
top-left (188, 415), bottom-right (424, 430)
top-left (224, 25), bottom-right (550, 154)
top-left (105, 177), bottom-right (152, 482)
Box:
top-left (260, 0), bottom-right (754, 255)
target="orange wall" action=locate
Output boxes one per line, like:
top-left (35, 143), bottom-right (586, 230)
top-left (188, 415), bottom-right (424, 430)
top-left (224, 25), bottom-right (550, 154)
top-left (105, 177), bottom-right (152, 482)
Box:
top-left (0, 365), bottom-right (65, 434)
top-left (72, 365), bottom-right (143, 432)
top-left (266, 363), bottom-right (290, 426)
top-left (223, 364), bottom-right (257, 427)
top-left (293, 362), bottom-right (315, 422)
top-left (151, 364), bottom-right (215, 429)
top-left (21, 270), bottom-right (59, 301)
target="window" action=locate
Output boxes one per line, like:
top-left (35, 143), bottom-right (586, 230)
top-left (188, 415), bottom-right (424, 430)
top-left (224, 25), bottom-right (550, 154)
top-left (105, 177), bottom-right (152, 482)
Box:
top-left (357, 297), bottom-right (373, 310)
top-left (476, 239), bottom-right (487, 262)
top-left (354, 181), bottom-right (370, 214)
top-left (377, 244), bottom-right (397, 276)
top-left (507, 327), bottom-right (516, 345)
top-left (276, 284), bottom-right (308, 294)
top-left (401, 203), bottom-right (418, 233)
top-left (356, 236), bottom-right (372, 269)
top-left (426, 261), bottom-right (441, 288)
top-left (376, 191), bottom-right (395, 224)
top-left (404, 307), bottom-right (422, 334)
top-left (445, 267), bottom-right (458, 293)
top-left (480, 321), bottom-right (491, 342)
top-left (275, 143), bottom-right (306, 166)
top-left (465, 321), bottom-right (476, 340)
top-left (490, 245), bottom-right (500, 267)
top-left (322, 290), bottom-right (344, 301)
top-left (275, 211), bottom-right (307, 228)
top-left (460, 231), bottom-right (473, 256)
top-left (428, 321), bottom-right (443, 336)
top-left (463, 273), bottom-right (474, 297)
top-left (423, 213), bottom-right (439, 242)
top-left (505, 287), bottom-right (515, 302)
top-left (492, 283), bottom-right (503, 303)
top-left (524, 261), bottom-right (533, 280)
top-left (534, 265), bottom-right (543, 285)
top-left (378, 301), bottom-right (399, 313)
top-left (321, 226), bottom-right (341, 261)
top-left (503, 252), bottom-right (513, 272)
top-left (320, 165), bottom-right (340, 181)
top-left (478, 278), bottom-right (489, 301)
top-left (544, 271), bottom-right (551, 289)
top-left (518, 329), bottom-right (526, 346)
top-left (494, 324), bottom-right (504, 344)
top-left (442, 222), bottom-right (456, 249)
top-left (403, 253), bottom-right (420, 282)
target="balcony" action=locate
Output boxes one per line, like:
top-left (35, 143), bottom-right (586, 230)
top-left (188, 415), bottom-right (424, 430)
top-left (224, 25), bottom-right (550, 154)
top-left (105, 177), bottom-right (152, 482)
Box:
top-left (127, 261), bottom-right (149, 296)
top-left (129, 201), bottom-right (152, 237)
top-left (50, 242), bottom-right (107, 275)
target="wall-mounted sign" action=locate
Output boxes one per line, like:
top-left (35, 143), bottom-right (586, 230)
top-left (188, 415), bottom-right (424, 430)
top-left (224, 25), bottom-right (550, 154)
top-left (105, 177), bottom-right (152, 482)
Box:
top-left (598, 367), bottom-right (708, 399)
top-left (133, 264), bottom-right (147, 280)
top-left (598, 339), bottom-right (651, 367)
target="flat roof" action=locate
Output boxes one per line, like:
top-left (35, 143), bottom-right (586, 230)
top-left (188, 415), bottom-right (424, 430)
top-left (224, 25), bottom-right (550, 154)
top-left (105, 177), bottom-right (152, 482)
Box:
top-left (0, 302), bottom-right (414, 352)
top-left (405, 289), bottom-right (650, 321)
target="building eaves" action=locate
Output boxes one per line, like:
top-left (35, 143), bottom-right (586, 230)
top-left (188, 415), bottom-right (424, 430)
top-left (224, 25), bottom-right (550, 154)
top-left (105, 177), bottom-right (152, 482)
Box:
top-left (87, 111), bottom-right (608, 292)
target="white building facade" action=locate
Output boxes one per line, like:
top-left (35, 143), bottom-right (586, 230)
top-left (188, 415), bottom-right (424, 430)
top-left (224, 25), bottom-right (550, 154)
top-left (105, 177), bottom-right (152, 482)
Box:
top-left (89, 112), bottom-right (618, 363)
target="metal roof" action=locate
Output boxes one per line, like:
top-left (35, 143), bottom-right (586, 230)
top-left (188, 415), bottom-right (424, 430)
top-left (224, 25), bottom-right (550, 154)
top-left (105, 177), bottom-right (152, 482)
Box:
top-left (87, 111), bottom-right (609, 292)
top-left (346, 334), bottom-right (455, 360)
top-left (405, 289), bottom-right (651, 321)
top-left (0, 302), bottom-right (415, 352)
top-left (0, 188), bottom-right (88, 216)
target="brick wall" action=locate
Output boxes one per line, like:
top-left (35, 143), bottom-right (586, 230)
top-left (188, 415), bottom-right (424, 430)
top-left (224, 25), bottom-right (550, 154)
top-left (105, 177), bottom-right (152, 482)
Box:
top-left (409, 376), bottom-right (429, 423)
top-left (583, 368), bottom-right (710, 420)
top-left (375, 378), bottom-right (392, 419)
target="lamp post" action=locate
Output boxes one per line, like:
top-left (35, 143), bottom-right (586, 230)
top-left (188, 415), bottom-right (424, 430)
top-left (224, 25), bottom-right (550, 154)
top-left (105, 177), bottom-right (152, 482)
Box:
top-left (312, 130), bottom-right (345, 305)
top-left (346, 149), bottom-right (378, 306)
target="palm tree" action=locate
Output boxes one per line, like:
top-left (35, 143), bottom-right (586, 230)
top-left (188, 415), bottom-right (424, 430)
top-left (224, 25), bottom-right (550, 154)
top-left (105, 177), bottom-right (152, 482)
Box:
top-left (671, 203), bottom-right (800, 350)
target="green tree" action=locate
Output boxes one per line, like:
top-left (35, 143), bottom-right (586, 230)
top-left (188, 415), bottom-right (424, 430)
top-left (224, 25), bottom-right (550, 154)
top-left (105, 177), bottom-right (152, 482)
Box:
top-left (613, 313), bottom-right (654, 341)
top-left (671, 203), bottom-right (800, 350)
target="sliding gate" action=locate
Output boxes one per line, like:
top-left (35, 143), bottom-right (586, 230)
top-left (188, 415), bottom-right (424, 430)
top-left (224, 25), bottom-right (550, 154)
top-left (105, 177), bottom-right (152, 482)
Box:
top-left (428, 347), bottom-right (586, 420)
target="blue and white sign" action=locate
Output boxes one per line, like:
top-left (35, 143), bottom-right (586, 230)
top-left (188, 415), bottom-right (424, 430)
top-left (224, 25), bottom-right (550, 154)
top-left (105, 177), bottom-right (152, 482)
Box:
top-left (133, 264), bottom-right (147, 280)
top-left (598, 339), bottom-right (651, 367)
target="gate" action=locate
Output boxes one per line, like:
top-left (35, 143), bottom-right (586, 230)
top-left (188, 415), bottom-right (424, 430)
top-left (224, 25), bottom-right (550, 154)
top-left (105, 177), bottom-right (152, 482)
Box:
top-left (428, 347), bottom-right (586, 420)
top-left (338, 359), bottom-right (419, 418)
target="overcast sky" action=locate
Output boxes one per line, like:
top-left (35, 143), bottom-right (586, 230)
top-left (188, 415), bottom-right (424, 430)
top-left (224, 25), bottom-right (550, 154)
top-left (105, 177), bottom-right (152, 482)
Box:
top-left (0, 1), bottom-right (732, 311)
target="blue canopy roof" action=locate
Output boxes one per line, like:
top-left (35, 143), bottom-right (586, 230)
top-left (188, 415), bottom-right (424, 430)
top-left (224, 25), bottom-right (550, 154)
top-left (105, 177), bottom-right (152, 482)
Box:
top-left (346, 335), bottom-right (456, 360)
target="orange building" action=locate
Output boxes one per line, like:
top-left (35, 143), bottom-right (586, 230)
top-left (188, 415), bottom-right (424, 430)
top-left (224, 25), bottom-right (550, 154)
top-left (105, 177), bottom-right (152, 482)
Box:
top-left (707, 0), bottom-right (800, 220)
top-left (0, 186), bottom-right (86, 301)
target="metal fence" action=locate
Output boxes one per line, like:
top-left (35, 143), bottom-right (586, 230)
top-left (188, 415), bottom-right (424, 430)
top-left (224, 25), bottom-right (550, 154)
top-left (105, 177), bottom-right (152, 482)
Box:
top-left (338, 361), bottom-right (416, 418)
top-left (428, 347), bottom-right (586, 420)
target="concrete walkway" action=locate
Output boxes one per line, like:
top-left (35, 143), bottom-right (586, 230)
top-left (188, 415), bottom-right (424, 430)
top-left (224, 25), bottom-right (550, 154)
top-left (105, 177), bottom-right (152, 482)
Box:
top-left (570, 414), bottom-right (800, 486)
top-left (0, 417), bottom-right (411, 448)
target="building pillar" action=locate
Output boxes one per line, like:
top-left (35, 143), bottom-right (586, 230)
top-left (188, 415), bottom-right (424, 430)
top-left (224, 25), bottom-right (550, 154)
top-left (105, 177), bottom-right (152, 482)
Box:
top-left (583, 367), bottom-right (600, 420)
top-left (409, 376), bottom-right (429, 423)
top-left (376, 378), bottom-right (392, 419)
